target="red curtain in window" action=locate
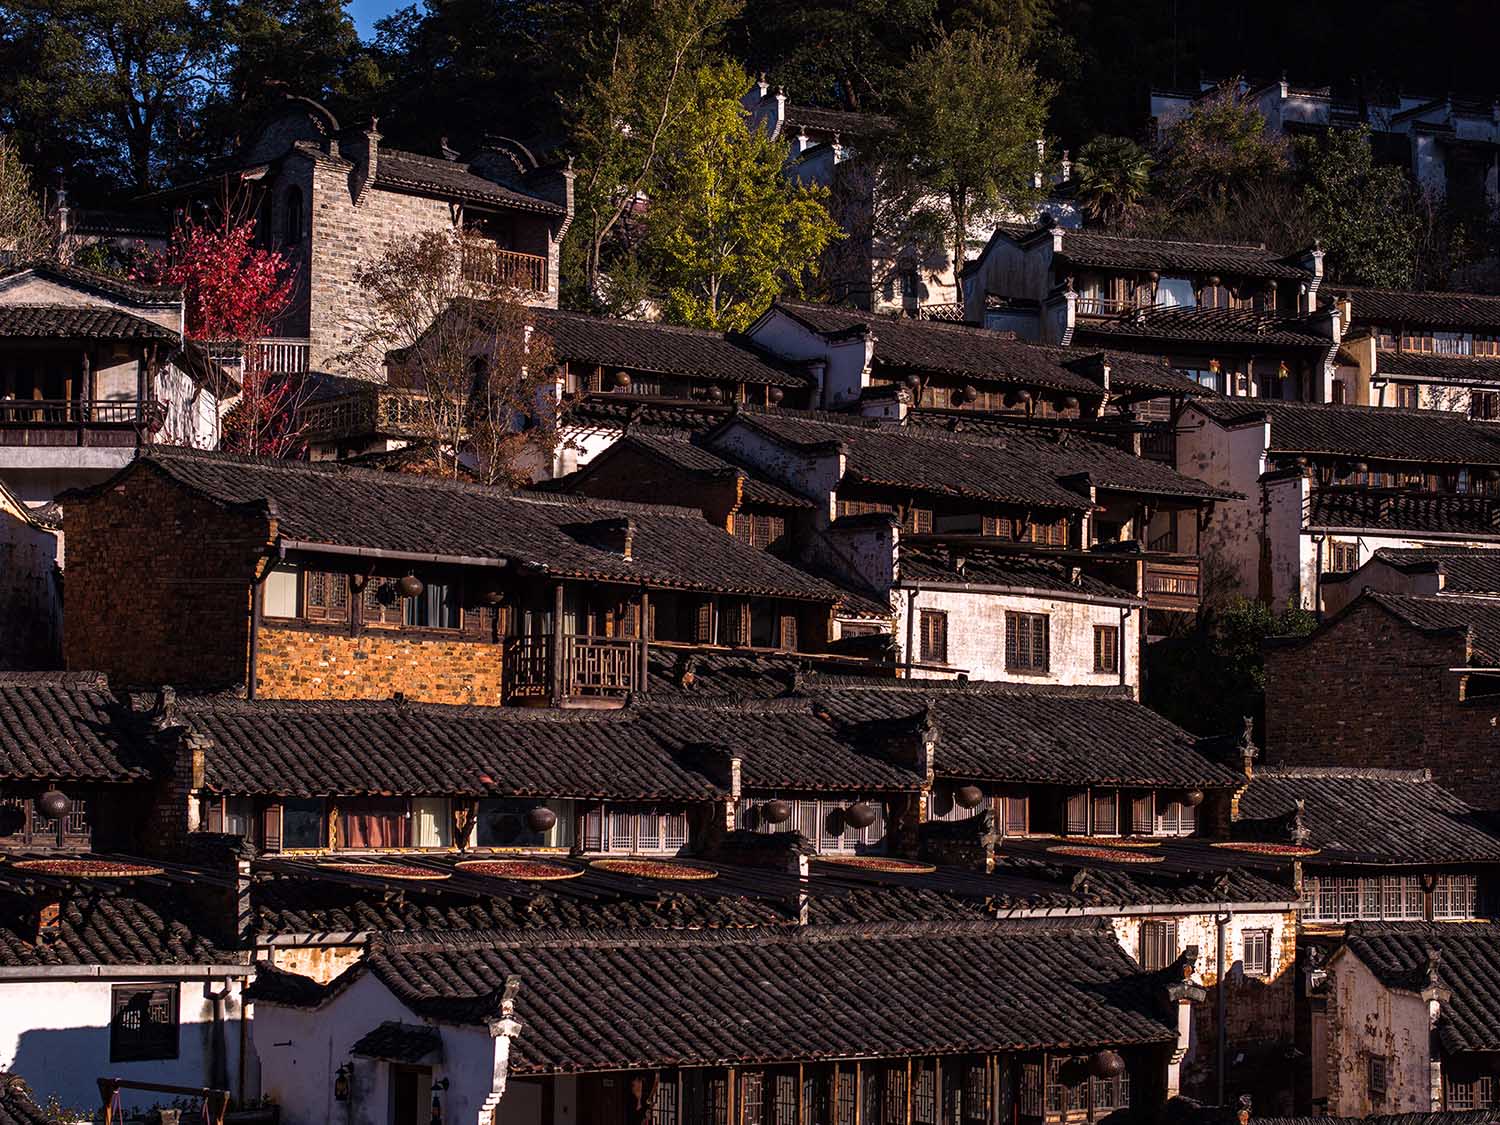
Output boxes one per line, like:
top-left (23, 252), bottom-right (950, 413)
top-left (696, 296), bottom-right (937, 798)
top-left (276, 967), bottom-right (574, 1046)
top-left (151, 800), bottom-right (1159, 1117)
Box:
top-left (340, 798), bottom-right (408, 849)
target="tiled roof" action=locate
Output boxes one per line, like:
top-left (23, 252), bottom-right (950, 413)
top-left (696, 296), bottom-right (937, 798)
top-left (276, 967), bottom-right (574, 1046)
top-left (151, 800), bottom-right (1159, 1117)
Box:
top-left (1192, 398), bottom-right (1500, 466)
top-left (1361, 592), bottom-right (1500, 666)
top-left (898, 545), bottom-right (1138, 599)
top-left (189, 697), bottom-right (726, 800)
top-left (1074, 307), bottom-right (1331, 348)
top-left (250, 866), bottom-right (793, 936)
top-left (644, 649), bottom-right (895, 701)
top-left (582, 433), bottom-right (813, 508)
top-left (1333, 285), bottom-right (1500, 331)
top-left (903, 413), bottom-right (1239, 500)
top-left (780, 104), bottom-right (894, 137)
top-left (1067, 350), bottom-right (1214, 396)
top-left (1370, 547), bottom-right (1500, 593)
top-left (350, 1021), bottom-right (442, 1062)
top-left (1049, 228), bottom-right (1312, 281)
top-left (565, 394), bottom-right (734, 435)
top-left (1308, 488), bottom-right (1500, 538)
top-left (0, 261), bottom-right (181, 305)
top-left (534, 307), bottom-right (810, 388)
top-left (1343, 922), bottom-right (1500, 1054)
top-left (772, 301), bottom-right (1106, 396)
top-left (349, 920), bottom-right (1175, 1069)
top-left (0, 1077), bottom-right (49, 1125)
top-left (716, 411), bottom-right (1095, 511)
top-left (0, 304), bottom-right (177, 341)
top-left (1376, 351), bottom-right (1500, 385)
top-left (633, 699), bottom-right (925, 793)
top-left (0, 672), bottom-right (156, 783)
top-left (90, 448), bottom-right (844, 601)
top-left (0, 882), bottom-right (238, 967)
top-left (372, 149), bottom-right (565, 214)
top-left (1237, 766), bottom-right (1500, 864)
top-left (810, 681), bottom-right (1240, 787)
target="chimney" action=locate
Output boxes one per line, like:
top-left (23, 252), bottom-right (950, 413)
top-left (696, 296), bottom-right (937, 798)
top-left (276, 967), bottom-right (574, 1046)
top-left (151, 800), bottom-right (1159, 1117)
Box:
top-left (352, 117), bottom-right (381, 202)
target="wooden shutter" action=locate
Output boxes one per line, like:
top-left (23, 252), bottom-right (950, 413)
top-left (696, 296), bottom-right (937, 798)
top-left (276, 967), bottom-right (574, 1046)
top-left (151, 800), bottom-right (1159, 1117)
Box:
top-left (261, 803), bottom-right (283, 853)
top-left (778, 613), bottom-right (798, 652)
top-left (1141, 920), bottom-right (1179, 971)
top-left (694, 599), bottom-right (713, 643)
top-left (582, 805), bottom-right (604, 851)
top-left (1004, 794), bottom-right (1029, 836)
top-left (204, 797), bottom-right (224, 834)
top-left (724, 600), bottom-right (750, 646)
top-left (1094, 625), bottom-right (1118, 673)
top-left (920, 610), bottom-right (947, 663)
top-left (1131, 792), bottom-right (1154, 835)
top-left (1065, 791), bottom-right (1089, 835)
top-left (1092, 789), bottom-right (1119, 834)
top-left (304, 571), bottom-right (328, 620)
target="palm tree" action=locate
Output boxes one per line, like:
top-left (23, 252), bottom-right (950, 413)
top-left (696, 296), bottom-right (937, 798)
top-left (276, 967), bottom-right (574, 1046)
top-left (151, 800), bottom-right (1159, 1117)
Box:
top-left (1073, 135), bottom-right (1154, 227)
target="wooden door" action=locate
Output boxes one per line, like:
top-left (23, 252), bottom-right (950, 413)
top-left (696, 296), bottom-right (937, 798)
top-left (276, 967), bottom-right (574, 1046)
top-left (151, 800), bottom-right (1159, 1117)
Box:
top-left (390, 1065), bottom-right (431, 1125)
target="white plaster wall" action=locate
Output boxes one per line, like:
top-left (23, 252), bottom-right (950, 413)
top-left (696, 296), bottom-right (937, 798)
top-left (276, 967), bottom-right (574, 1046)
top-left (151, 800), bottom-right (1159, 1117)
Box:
top-left (706, 423), bottom-right (838, 515)
top-left (1175, 408), bottom-right (1272, 602)
top-left (1311, 531), bottom-right (1500, 613)
top-left (1326, 954), bottom-right (1433, 1116)
top-left (960, 235), bottom-right (1052, 318)
top-left (0, 976), bottom-right (248, 1114)
top-left (551, 421), bottom-right (626, 478)
top-left (898, 585), bottom-right (1140, 690)
top-left (155, 364), bottom-right (223, 449)
top-left (256, 972), bottom-right (497, 1125)
top-left (1265, 476), bottom-right (1312, 610)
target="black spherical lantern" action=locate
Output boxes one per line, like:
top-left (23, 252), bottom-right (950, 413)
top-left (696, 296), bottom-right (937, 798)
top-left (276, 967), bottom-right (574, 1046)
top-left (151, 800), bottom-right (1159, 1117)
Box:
top-left (1060, 395), bottom-right (1080, 411)
top-left (482, 589), bottom-right (505, 606)
top-left (1003, 390), bottom-right (1020, 408)
top-left (397, 574), bottom-right (425, 599)
top-left (844, 802), bottom-right (877, 829)
top-left (613, 370), bottom-right (632, 389)
top-left (1089, 1049), bottom-right (1126, 1080)
top-left (763, 799), bottom-right (793, 825)
top-left (954, 785), bottom-right (984, 810)
top-left (35, 789), bottom-right (69, 821)
top-left (768, 386), bottom-right (785, 405)
top-left (961, 385), bottom-right (979, 404)
top-left (904, 373), bottom-right (923, 391)
top-left (1183, 788), bottom-right (1206, 808)
top-left (525, 806), bottom-right (557, 833)
top-left (706, 385), bottom-right (725, 404)
top-left (1017, 389), bottom-right (1033, 405)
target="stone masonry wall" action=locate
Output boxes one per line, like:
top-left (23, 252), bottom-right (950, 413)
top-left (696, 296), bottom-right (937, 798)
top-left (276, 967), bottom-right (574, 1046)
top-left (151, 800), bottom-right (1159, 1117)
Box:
top-left (1263, 598), bottom-right (1500, 806)
top-left (64, 465), bottom-right (271, 688)
top-left (255, 623), bottom-right (506, 705)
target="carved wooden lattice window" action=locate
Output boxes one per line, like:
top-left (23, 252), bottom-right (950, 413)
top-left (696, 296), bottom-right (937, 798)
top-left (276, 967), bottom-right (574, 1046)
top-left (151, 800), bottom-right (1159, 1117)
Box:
top-left (111, 984), bottom-right (179, 1062)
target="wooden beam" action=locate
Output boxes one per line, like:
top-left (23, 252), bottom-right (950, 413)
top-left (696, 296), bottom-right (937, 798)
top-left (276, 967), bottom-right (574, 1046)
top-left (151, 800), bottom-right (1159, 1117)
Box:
top-left (551, 580), bottom-right (566, 705)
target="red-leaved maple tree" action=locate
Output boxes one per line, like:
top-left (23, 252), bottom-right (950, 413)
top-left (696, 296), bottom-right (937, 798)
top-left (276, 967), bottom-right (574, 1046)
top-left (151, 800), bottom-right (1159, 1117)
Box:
top-left (134, 215), bottom-right (305, 457)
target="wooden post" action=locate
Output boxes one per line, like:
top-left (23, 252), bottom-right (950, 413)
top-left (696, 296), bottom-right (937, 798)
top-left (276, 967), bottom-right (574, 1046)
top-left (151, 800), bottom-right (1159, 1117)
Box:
top-left (638, 589), bottom-right (650, 694)
top-left (551, 580), bottom-right (566, 705)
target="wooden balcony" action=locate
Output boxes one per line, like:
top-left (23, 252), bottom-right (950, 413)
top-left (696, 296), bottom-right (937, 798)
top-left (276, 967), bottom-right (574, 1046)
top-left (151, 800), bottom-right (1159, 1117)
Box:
top-left (1143, 558), bottom-right (1201, 612)
top-left (460, 244), bottom-right (549, 293)
top-left (299, 386), bottom-right (432, 443)
top-left (504, 634), bottom-right (639, 703)
top-left (255, 337), bottom-right (312, 374)
top-left (1140, 422), bottom-right (1176, 466)
top-left (0, 398), bottom-right (159, 447)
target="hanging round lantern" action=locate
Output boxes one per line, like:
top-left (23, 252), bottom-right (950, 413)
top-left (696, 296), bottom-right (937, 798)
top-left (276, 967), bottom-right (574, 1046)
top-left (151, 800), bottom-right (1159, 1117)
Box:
top-left (961, 385), bottom-right (979, 404)
top-left (397, 574), bottom-right (425, 599)
top-left (844, 802), bottom-right (877, 829)
top-left (762, 799), bottom-right (793, 825)
top-left (613, 370), bottom-right (632, 388)
top-left (954, 785), bottom-right (984, 810)
top-left (525, 806), bottom-right (557, 833)
top-left (1183, 788), bottom-right (1205, 808)
top-left (1293, 456), bottom-right (1310, 469)
top-left (35, 789), bottom-right (70, 821)
top-left (482, 589), bottom-right (504, 606)
top-left (1017, 389), bottom-right (1034, 405)
top-left (904, 373), bottom-right (923, 390)
top-left (1060, 395), bottom-right (1080, 411)
top-left (1089, 1050), bottom-right (1126, 1079)
top-left (705, 385), bottom-right (725, 404)
top-left (1003, 390), bottom-right (1020, 408)
top-left (768, 387), bottom-right (785, 405)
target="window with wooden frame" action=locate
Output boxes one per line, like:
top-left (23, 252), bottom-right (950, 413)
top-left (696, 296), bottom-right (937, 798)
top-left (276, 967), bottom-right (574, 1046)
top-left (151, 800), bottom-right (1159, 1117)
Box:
top-left (1243, 928), bottom-right (1271, 977)
top-left (476, 798), bottom-right (575, 849)
top-left (836, 498), bottom-right (897, 521)
top-left (1065, 790), bottom-right (1090, 835)
top-left (302, 570), bottom-right (350, 622)
top-left (200, 796), bottom-right (254, 837)
top-left (1005, 612), bottom-right (1049, 673)
top-left (1093, 625), bottom-right (1119, 674)
top-left (746, 797), bottom-right (885, 854)
top-left (1394, 382), bottom-right (1420, 409)
top-left (360, 579), bottom-right (406, 627)
top-left (732, 512), bottom-right (787, 550)
top-left (1129, 792), bottom-right (1154, 836)
top-left (919, 609), bottom-right (949, 664)
top-left (902, 506), bottom-right (934, 534)
top-left (1154, 796), bottom-right (1197, 836)
top-left (1003, 793), bottom-right (1030, 836)
top-left (1328, 540), bottom-right (1359, 573)
top-left (1376, 328), bottom-right (1398, 351)
top-left (912, 1061), bottom-right (938, 1125)
top-left (1368, 1055), bottom-right (1389, 1101)
top-left (1331, 379), bottom-right (1347, 404)
top-left (720, 600), bottom-right (752, 647)
top-left (581, 803), bottom-right (690, 854)
top-left (0, 795), bottom-right (90, 847)
top-left (1403, 330), bottom-right (1435, 353)
top-left (1091, 789), bottom-right (1119, 836)
top-left (261, 798), bottom-right (327, 851)
top-left (682, 1070), bottom-right (730, 1125)
top-left (262, 563), bottom-right (302, 619)
top-left (403, 581), bottom-right (461, 630)
top-left (1473, 391), bottom-right (1500, 421)
top-left (1140, 920), bottom-right (1179, 971)
top-left (1447, 1074), bottom-right (1494, 1111)
top-left (1019, 1063), bottom-right (1044, 1118)
top-left (111, 984), bottom-right (179, 1062)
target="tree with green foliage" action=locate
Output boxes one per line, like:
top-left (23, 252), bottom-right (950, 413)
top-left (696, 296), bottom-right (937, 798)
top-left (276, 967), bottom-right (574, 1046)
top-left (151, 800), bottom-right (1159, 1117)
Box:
top-left (1073, 134), bottom-right (1152, 226)
top-left (562, 0), bottom-right (742, 311)
top-left (1297, 125), bottom-right (1420, 288)
top-left (0, 0), bottom-right (216, 191)
top-left (1144, 597), bottom-right (1317, 739)
top-left (642, 63), bottom-right (840, 330)
top-left (886, 28), bottom-right (1052, 284)
top-left (0, 136), bottom-right (53, 262)
top-left (1154, 80), bottom-right (1289, 208)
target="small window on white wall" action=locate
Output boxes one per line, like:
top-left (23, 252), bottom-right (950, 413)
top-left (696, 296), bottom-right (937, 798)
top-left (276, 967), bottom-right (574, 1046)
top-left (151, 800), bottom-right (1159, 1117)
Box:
top-left (263, 565), bottom-right (300, 618)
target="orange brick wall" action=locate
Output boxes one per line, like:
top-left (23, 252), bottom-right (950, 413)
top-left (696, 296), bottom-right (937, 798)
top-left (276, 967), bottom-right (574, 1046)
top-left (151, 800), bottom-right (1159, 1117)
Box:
top-left (255, 623), bottom-right (507, 705)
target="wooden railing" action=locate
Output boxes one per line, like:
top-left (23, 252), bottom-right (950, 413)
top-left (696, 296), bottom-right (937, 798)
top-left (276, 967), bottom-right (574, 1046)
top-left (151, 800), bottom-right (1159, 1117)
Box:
top-left (255, 337), bottom-right (312, 374)
top-left (1140, 423), bottom-right (1176, 466)
top-left (0, 399), bottom-right (159, 447)
top-left (460, 244), bottom-right (549, 292)
top-left (1144, 558), bottom-right (1202, 612)
top-left (503, 633), bottom-right (639, 701)
top-left (299, 386), bottom-right (432, 442)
